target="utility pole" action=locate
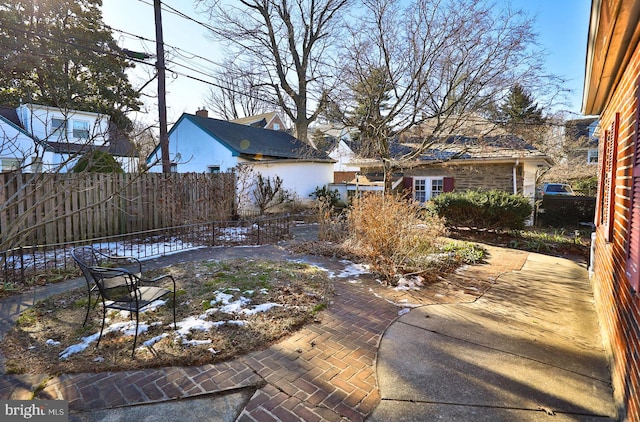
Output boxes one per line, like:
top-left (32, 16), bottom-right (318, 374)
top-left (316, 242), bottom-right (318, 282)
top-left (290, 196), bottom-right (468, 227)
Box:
top-left (154, 0), bottom-right (171, 173)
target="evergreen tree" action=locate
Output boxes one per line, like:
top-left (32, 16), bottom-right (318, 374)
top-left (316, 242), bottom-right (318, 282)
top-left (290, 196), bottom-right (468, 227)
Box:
top-left (498, 84), bottom-right (544, 127)
top-left (348, 66), bottom-right (393, 158)
top-left (72, 150), bottom-right (123, 173)
top-left (0, 0), bottom-right (140, 129)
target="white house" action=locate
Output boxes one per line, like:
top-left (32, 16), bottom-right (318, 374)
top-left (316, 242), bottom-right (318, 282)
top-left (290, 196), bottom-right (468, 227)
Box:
top-left (0, 104), bottom-right (138, 172)
top-left (146, 111), bottom-right (335, 211)
top-left (0, 111), bottom-right (40, 172)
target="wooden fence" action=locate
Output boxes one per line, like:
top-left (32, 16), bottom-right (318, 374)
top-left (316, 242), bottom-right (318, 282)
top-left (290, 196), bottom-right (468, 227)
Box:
top-left (0, 172), bottom-right (236, 246)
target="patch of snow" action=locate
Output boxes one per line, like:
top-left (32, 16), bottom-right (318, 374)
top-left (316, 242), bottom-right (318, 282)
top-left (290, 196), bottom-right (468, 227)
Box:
top-left (242, 303), bottom-right (282, 315)
top-left (45, 339), bottom-right (60, 346)
top-left (394, 275), bottom-right (424, 291)
top-left (54, 281), bottom-right (286, 361)
top-left (335, 263), bottom-right (370, 279)
top-left (182, 338), bottom-right (212, 346)
top-left (143, 333), bottom-right (168, 347)
top-left (398, 308), bottom-right (411, 316)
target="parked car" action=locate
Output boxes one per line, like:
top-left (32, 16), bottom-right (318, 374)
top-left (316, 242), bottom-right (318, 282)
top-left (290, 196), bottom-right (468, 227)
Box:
top-left (537, 183), bottom-right (575, 198)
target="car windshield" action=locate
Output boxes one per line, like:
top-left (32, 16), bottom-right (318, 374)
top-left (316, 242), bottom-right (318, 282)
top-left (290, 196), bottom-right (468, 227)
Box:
top-left (547, 184), bottom-right (572, 193)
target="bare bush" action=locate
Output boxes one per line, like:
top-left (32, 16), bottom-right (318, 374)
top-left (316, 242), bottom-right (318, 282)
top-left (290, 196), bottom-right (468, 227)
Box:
top-left (343, 193), bottom-right (447, 280)
top-left (315, 197), bottom-right (347, 242)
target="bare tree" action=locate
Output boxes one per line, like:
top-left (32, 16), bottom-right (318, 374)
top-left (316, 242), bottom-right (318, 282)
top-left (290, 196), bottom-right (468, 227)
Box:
top-left (205, 59), bottom-right (273, 120)
top-left (338, 0), bottom-right (562, 190)
top-left (198, 0), bottom-right (351, 146)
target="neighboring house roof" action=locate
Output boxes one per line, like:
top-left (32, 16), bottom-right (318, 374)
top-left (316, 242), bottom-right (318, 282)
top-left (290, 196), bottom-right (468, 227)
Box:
top-left (0, 106), bottom-right (24, 128)
top-left (565, 117), bottom-right (599, 140)
top-left (231, 112), bottom-right (283, 129)
top-left (42, 142), bottom-right (109, 154)
top-left (0, 113), bottom-right (35, 140)
top-left (403, 134), bottom-right (552, 166)
top-left (169, 113), bottom-right (332, 162)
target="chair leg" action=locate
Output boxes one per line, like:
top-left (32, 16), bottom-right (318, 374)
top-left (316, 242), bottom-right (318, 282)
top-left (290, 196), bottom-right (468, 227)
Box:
top-left (131, 311), bottom-right (139, 358)
top-left (96, 305), bottom-right (107, 349)
top-left (83, 286), bottom-right (99, 327)
top-left (82, 290), bottom-right (91, 327)
top-left (172, 290), bottom-right (177, 330)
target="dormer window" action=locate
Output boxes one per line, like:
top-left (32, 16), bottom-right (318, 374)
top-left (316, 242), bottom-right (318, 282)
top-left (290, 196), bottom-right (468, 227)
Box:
top-left (72, 120), bottom-right (90, 139)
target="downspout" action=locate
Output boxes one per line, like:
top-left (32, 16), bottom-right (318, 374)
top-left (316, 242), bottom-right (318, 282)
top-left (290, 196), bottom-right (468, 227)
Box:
top-left (512, 159), bottom-right (519, 195)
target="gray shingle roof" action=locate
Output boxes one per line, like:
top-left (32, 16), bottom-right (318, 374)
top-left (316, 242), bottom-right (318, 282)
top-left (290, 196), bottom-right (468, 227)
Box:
top-left (184, 114), bottom-right (330, 161)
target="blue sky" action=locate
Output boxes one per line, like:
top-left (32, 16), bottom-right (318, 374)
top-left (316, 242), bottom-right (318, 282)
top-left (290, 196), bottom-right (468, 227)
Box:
top-left (102, 0), bottom-right (592, 122)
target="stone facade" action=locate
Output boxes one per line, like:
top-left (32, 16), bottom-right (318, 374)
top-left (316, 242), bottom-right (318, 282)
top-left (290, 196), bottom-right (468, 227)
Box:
top-left (404, 162), bottom-right (524, 194)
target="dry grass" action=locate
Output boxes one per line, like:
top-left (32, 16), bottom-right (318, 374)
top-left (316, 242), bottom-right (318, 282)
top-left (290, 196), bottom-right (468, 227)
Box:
top-left (328, 194), bottom-right (448, 280)
top-left (1, 259), bottom-right (331, 374)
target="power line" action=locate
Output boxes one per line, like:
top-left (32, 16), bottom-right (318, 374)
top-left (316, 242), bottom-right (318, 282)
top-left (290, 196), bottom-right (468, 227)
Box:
top-left (135, 0), bottom-right (218, 34)
top-left (106, 25), bottom-right (223, 71)
top-left (2, 4), bottom-right (572, 126)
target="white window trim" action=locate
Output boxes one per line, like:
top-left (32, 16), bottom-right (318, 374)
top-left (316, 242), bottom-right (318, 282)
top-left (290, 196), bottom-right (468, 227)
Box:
top-left (413, 176), bottom-right (444, 203)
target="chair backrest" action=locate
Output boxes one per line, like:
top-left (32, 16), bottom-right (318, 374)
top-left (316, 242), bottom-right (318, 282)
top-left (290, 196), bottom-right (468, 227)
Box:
top-left (71, 246), bottom-right (102, 285)
top-left (88, 266), bottom-right (138, 303)
top-left (72, 246), bottom-right (136, 303)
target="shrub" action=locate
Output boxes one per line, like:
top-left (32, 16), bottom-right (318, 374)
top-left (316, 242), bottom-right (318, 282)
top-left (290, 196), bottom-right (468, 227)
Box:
top-left (573, 176), bottom-right (598, 196)
top-left (429, 190), bottom-right (533, 230)
top-left (252, 173), bottom-right (291, 214)
top-left (344, 193), bottom-right (446, 278)
top-left (72, 150), bottom-right (123, 173)
top-left (310, 185), bottom-right (342, 209)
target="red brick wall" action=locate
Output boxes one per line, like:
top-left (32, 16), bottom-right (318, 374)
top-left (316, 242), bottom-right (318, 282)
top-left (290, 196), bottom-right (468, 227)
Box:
top-left (592, 35), bottom-right (640, 421)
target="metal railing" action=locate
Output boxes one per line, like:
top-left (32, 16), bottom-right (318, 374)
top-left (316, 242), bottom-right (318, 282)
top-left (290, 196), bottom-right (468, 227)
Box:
top-left (0, 215), bottom-right (292, 288)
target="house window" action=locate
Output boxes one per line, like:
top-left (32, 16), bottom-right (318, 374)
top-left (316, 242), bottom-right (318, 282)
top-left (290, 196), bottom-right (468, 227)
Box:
top-left (51, 118), bottom-right (66, 139)
top-left (273, 123), bottom-right (280, 130)
top-left (1, 158), bottom-right (21, 172)
top-left (431, 179), bottom-right (444, 197)
top-left (587, 148), bottom-right (598, 164)
top-left (208, 165), bottom-right (220, 174)
top-left (414, 177), bottom-right (447, 203)
top-left (414, 178), bottom-right (427, 203)
top-left (72, 120), bottom-right (90, 139)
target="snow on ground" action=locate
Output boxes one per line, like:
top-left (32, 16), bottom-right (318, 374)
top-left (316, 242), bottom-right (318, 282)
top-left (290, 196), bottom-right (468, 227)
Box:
top-left (293, 258), bottom-right (370, 281)
top-left (6, 225), bottom-right (259, 271)
top-left (55, 288), bottom-right (283, 360)
top-left (53, 258), bottom-right (367, 360)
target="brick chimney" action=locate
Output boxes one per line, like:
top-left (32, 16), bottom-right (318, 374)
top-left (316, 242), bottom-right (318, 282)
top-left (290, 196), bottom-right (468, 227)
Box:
top-left (195, 108), bottom-right (208, 117)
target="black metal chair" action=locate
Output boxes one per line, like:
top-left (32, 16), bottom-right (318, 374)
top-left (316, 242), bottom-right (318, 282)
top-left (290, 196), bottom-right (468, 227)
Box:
top-left (71, 246), bottom-right (177, 357)
top-left (71, 246), bottom-right (143, 326)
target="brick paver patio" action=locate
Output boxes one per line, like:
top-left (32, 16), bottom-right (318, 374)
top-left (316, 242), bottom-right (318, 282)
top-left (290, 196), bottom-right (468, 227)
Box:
top-left (0, 244), bottom-right (527, 421)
